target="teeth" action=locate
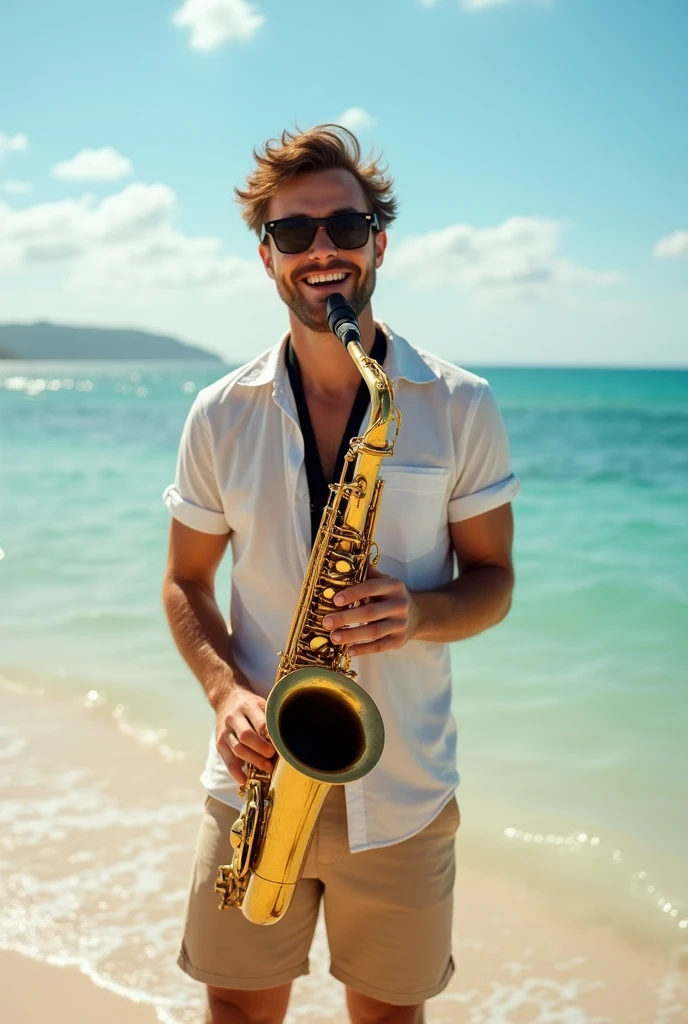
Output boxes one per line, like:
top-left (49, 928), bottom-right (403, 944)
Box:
top-left (305, 272), bottom-right (347, 285)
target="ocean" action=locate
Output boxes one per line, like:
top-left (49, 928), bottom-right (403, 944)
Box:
top-left (1, 359), bottom-right (687, 1022)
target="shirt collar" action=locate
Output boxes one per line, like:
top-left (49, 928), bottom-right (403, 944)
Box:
top-left (235, 332), bottom-right (290, 387)
top-left (234, 321), bottom-right (439, 389)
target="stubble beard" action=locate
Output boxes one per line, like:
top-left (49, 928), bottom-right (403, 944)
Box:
top-left (275, 260), bottom-right (377, 333)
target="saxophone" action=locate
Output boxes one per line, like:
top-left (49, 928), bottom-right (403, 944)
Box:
top-left (215, 294), bottom-right (400, 926)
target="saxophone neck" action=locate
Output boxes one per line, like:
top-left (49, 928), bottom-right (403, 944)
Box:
top-left (336, 337), bottom-right (399, 540)
top-left (326, 295), bottom-right (394, 445)
top-left (345, 338), bottom-right (395, 450)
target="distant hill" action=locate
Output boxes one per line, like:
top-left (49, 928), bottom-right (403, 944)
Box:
top-left (0, 322), bottom-right (225, 362)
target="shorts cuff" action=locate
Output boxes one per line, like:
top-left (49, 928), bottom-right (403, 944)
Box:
top-left (177, 949), bottom-right (310, 990)
top-left (329, 956), bottom-right (454, 1005)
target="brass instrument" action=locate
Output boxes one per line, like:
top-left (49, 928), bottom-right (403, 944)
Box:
top-left (215, 294), bottom-right (400, 925)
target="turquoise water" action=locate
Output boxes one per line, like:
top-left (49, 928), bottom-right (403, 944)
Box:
top-left (1, 360), bottom-right (687, 956)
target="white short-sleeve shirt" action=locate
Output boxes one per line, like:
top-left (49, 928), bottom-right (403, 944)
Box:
top-left (163, 322), bottom-right (519, 852)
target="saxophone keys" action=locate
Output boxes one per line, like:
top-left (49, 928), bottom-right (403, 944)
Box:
top-left (214, 865), bottom-right (233, 908)
top-left (335, 559), bottom-right (353, 574)
top-left (310, 636), bottom-right (328, 651)
top-left (323, 587), bottom-right (336, 600)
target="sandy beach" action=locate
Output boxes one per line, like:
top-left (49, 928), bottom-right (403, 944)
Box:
top-left (2, 678), bottom-right (686, 1023)
top-left (1, 949), bottom-right (158, 1023)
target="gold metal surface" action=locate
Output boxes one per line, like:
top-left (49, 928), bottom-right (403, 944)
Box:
top-left (215, 328), bottom-right (400, 925)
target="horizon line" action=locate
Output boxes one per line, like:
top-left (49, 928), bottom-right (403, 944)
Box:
top-left (1, 357), bottom-right (687, 372)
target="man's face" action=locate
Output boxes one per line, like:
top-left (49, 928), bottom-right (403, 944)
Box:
top-left (258, 168), bottom-right (387, 332)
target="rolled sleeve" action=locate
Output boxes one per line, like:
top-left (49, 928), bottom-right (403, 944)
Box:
top-left (448, 474), bottom-right (520, 523)
top-left (448, 381), bottom-right (520, 523)
top-left (163, 395), bottom-right (230, 536)
top-left (162, 484), bottom-right (230, 535)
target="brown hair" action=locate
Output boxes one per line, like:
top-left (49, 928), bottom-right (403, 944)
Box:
top-left (235, 124), bottom-right (399, 236)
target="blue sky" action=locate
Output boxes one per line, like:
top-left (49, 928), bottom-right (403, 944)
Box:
top-left (1, 0), bottom-right (686, 366)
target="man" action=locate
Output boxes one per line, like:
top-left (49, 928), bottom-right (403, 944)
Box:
top-left (162, 124), bottom-right (518, 1024)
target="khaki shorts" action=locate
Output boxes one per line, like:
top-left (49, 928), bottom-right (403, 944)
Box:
top-left (177, 786), bottom-right (460, 1006)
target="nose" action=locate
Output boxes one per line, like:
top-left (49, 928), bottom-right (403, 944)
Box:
top-left (308, 223), bottom-right (338, 258)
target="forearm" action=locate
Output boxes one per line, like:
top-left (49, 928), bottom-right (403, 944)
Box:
top-left (412, 564), bottom-right (514, 644)
top-left (162, 576), bottom-right (252, 712)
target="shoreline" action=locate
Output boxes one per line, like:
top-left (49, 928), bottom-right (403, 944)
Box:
top-left (4, 868), bottom-right (687, 1024)
top-left (1, 678), bottom-right (686, 1023)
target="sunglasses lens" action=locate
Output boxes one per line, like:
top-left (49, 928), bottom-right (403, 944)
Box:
top-left (272, 218), bottom-right (316, 254)
top-left (327, 213), bottom-right (370, 249)
top-left (269, 213), bottom-right (372, 253)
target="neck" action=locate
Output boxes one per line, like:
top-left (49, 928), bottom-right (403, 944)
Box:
top-left (288, 304), bottom-right (378, 400)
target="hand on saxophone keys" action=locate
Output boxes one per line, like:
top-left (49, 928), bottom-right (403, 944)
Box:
top-left (216, 690), bottom-right (276, 785)
top-left (321, 563), bottom-right (421, 657)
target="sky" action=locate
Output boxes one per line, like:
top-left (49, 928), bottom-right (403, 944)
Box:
top-left (1, 0), bottom-right (686, 366)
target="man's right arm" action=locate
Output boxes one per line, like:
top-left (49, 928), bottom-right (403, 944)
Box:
top-left (162, 518), bottom-right (275, 783)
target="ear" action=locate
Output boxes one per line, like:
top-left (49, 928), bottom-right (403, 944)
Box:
top-left (374, 229), bottom-right (387, 269)
top-left (258, 241), bottom-right (275, 280)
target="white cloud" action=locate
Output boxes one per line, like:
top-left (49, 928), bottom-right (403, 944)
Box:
top-left (0, 133), bottom-right (29, 158)
top-left (337, 108), bottom-right (376, 133)
top-left (88, 183), bottom-right (176, 241)
top-left (653, 230), bottom-right (688, 260)
top-left (2, 180), bottom-right (32, 195)
top-left (386, 217), bottom-right (620, 299)
top-left (172, 0), bottom-right (264, 51)
top-left (0, 181), bottom-right (264, 293)
top-left (52, 147), bottom-right (134, 182)
top-left (0, 184), bottom-right (173, 254)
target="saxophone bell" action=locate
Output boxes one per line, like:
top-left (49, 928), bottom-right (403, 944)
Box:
top-left (266, 667), bottom-right (384, 785)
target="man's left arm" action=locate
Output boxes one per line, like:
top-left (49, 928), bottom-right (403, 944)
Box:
top-left (322, 502), bottom-right (515, 656)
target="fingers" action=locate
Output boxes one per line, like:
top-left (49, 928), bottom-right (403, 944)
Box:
top-left (217, 696), bottom-right (276, 782)
top-left (338, 620), bottom-right (405, 654)
top-left (223, 714), bottom-right (274, 768)
top-left (323, 596), bottom-right (405, 633)
top-left (332, 573), bottom-right (400, 610)
top-left (218, 730), bottom-right (273, 783)
top-left (325, 598), bottom-right (409, 652)
top-left (225, 730), bottom-right (274, 774)
top-left (321, 570), bottom-right (415, 656)
top-left (241, 705), bottom-right (276, 759)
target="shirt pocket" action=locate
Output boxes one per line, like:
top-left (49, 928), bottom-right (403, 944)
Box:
top-left (374, 466), bottom-right (450, 563)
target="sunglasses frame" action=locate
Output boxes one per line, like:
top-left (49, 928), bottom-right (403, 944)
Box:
top-left (260, 211), bottom-right (379, 254)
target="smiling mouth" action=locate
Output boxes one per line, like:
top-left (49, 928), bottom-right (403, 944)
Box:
top-left (301, 271), bottom-right (351, 288)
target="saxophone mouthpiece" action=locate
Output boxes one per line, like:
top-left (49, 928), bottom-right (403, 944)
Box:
top-left (326, 294), bottom-right (361, 347)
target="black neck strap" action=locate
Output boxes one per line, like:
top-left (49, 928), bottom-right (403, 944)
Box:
top-left (286, 328), bottom-right (387, 547)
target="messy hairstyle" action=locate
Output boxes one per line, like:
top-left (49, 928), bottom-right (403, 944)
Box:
top-left (235, 124), bottom-right (399, 236)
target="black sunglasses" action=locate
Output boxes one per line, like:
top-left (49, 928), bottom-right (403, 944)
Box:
top-left (261, 211), bottom-right (379, 254)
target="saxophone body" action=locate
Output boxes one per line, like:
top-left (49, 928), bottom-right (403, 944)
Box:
top-left (215, 297), bottom-right (400, 925)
